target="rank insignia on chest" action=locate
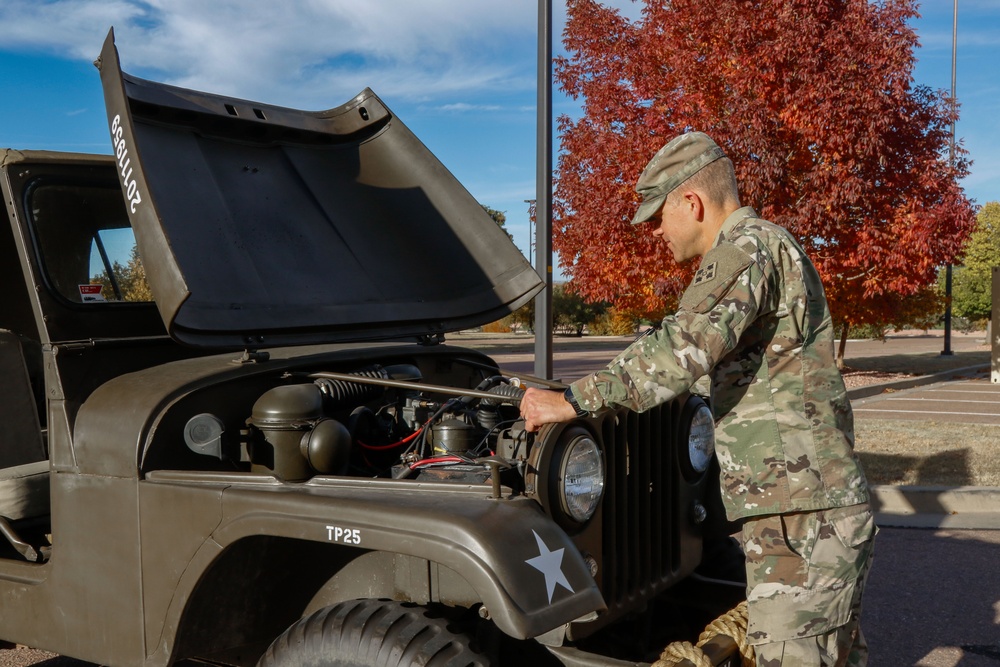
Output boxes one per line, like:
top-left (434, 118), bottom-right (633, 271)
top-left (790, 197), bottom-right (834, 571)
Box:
top-left (693, 262), bottom-right (717, 286)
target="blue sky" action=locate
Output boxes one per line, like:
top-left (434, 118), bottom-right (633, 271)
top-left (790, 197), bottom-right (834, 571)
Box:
top-left (1, 1), bottom-right (998, 274)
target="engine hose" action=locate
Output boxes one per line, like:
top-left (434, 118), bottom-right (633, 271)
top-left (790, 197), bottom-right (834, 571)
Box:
top-left (477, 383), bottom-right (524, 431)
top-left (480, 383), bottom-right (524, 406)
top-left (457, 375), bottom-right (508, 408)
top-left (314, 365), bottom-right (389, 409)
top-left (475, 375), bottom-right (508, 391)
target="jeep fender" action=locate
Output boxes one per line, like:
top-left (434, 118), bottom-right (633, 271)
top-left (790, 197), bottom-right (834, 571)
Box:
top-left (157, 475), bottom-right (605, 649)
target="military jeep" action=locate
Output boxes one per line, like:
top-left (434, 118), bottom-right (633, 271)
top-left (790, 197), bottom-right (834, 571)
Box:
top-left (0, 31), bottom-right (743, 667)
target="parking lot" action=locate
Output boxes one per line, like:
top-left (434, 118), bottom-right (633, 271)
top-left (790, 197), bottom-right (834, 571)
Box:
top-left (4, 333), bottom-right (995, 667)
top-left (483, 330), bottom-right (998, 429)
top-left (853, 374), bottom-right (1000, 425)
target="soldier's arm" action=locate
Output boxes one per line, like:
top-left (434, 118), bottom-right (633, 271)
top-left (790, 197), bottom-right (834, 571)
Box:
top-left (570, 243), bottom-right (772, 413)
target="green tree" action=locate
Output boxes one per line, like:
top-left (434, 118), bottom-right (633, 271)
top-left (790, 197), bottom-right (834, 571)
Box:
top-left (553, 283), bottom-right (608, 336)
top-left (486, 284), bottom-right (609, 335)
top-left (951, 202), bottom-right (1000, 324)
top-left (508, 298), bottom-right (535, 333)
top-left (482, 205), bottom-right (514, 243)
top-left (92, 244), bottom-right (153, 302)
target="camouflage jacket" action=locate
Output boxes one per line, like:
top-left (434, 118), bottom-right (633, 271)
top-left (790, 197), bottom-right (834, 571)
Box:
top-left (570, 207), bottom-right (869, 520)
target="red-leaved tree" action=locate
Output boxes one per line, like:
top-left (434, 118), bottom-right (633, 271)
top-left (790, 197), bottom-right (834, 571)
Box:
top-left (554, 0), bottom-right (977, 348)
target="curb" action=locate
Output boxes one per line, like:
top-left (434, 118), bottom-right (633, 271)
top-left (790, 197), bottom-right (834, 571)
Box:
top-left (870, 485), bottom-right (1000, 530)
top-left (847, 364), bottom-right (990, 400)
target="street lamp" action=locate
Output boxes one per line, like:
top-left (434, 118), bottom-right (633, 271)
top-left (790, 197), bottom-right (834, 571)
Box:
top-left (524, 199), bottom-right (536, 267)
top-left (534, 0), bottom-right (553, 379)
top-left (942, 0), bottom-right (957, 356)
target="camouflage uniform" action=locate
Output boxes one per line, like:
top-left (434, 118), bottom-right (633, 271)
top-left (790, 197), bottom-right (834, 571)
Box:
top-left (569, 207), bottom-right (875, 665)
top-left (743, 504), bottom-right (875, 666)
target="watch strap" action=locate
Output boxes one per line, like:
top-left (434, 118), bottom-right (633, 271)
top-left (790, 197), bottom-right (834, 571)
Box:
top-left (564, 387), bottom-right (589, 417)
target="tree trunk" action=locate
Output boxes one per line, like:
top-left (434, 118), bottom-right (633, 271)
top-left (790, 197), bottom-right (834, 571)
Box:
top-left (837, 323), bottom-right (849, 370)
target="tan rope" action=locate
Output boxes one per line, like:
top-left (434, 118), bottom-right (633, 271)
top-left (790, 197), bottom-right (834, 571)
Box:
top-left (654, 641), bottom-right (713, 667)
top-left (652, 600), bottom-right (754, 667)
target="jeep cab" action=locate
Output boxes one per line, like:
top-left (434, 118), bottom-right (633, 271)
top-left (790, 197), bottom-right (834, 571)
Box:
top-left (0, 30), bottom-right (744, 667)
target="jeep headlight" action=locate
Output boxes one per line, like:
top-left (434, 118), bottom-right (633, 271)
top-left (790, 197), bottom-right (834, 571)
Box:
top-left (686, 402), bottom-right (716, 475)
top-left (559, 434), bottom-right (605, 523)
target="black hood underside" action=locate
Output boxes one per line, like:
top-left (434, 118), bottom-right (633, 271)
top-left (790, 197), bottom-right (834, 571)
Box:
top-left (97, 29), bottom-right (542, 349)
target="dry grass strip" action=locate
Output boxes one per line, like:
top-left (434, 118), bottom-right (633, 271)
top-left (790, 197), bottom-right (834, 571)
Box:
top-left (855, 419), bottom-right (1000, 487)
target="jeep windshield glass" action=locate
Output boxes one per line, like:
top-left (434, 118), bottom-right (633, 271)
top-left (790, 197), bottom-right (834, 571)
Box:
top-left (28, 181), bottom-right (153, 304)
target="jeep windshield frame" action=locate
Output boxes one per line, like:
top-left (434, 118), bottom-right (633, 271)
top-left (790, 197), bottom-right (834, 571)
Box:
top-left (1, 152), bottom-right (167, 345)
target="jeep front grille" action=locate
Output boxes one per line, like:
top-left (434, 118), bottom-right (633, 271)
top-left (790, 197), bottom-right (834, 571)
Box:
top-left (599, 401), bottom-right (682, 609)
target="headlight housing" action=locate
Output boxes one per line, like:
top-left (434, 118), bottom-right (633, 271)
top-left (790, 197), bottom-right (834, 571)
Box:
top-left (685, 401), bottom-right (716, 477)
top-left (558, 434), bottom-right (605, 523)
top-left (526, 425), bottom-right (606, 531)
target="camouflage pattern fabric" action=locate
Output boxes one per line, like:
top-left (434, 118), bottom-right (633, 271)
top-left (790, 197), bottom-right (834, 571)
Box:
top-left (570, 207), bottom-right (869, 520)
top-left (742, 503), bottom-right (876, 666)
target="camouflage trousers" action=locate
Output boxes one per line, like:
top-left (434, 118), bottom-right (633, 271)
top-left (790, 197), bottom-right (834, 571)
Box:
top-left (741, 502), bottom-right (877, 667)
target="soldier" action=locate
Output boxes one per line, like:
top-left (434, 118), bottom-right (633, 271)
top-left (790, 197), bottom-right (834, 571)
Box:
top-left (520, 132), bottom-right (876, 666)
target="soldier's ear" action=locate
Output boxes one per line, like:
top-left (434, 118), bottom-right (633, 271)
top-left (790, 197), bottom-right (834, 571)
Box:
top-left (679, 190), bottom-right (705, 221)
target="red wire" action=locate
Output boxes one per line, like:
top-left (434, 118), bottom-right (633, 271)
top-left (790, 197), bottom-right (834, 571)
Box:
top-left (409, 456), bottom-right (465, 470)
top-left (358, 428), bottom-right (423, 451)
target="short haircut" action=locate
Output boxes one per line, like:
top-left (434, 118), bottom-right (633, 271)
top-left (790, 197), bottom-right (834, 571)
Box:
top-left (666, 157), bottom-right (740, 209)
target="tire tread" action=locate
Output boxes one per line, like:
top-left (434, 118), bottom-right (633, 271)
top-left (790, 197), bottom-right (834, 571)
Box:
top-left (259, 599), bottom-right (490, 667)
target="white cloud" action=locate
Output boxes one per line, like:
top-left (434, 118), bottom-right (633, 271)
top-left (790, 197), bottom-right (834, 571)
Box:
top-left (0, 0), bottom-right (541, 106)
top-left (436, 103), bottom-right (503, 112)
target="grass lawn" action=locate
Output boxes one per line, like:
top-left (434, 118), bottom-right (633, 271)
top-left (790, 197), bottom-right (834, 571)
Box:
top-left (855, 420), bottom-right (1000, 487)
top-left (848, 347), bottom-right (994, 486)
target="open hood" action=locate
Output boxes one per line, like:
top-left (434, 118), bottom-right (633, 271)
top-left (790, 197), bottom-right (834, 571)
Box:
top-left (96, 30), bottom-right (542, 348)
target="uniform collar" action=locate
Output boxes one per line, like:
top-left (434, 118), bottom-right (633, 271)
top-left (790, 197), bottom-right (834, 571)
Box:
top-left (711, 206), bottom-right (757, 249)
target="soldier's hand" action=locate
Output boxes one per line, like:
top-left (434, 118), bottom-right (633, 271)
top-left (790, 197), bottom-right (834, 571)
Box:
top-left (519, 387), bottom-right (577, 432)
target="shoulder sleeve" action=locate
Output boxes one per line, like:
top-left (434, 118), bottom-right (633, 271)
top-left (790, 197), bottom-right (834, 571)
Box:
top-left (679, 244), bottom-right (753, 313)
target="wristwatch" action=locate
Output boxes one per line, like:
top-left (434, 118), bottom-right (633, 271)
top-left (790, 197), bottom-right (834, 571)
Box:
top-left (564, 387), bottom-right (589, 417)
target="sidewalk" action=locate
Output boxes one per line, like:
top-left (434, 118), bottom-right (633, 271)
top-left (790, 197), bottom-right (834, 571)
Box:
top-left (869, 485), bottom-right (1000, 529)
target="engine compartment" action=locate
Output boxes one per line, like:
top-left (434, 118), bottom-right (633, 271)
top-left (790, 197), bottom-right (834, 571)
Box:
top-left (140, 349), bottom-right (548, 496)
top-left (246, 362), bottom-right (529, 485)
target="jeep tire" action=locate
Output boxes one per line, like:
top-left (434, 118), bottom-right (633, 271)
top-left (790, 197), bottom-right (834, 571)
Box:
top-left (259, 598), bottom-right (492, 667)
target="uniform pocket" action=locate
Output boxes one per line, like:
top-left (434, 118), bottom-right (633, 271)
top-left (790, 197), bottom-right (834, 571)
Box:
top-left (746, 581), bottom-right (856, 644)
top-left (828, 503), bottom-right (875, 549)
top-left (744, 506), bottom-right (876, 645)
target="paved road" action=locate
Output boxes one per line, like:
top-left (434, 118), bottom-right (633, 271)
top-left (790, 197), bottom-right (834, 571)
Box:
top-left (842, 330), bottom-right (988, 358)
top-left (864, 527), bottom-right (1000, 667)
top-left (7, 534), bottom-right (996, 667)
top-left (483, 329), bottom-right (992, 385)
top-left (2, 331), bottom-right (994, 667)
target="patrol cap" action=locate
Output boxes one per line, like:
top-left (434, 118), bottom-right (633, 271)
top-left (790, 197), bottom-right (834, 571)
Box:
top-left (631, 132), bottom-right (726, 225)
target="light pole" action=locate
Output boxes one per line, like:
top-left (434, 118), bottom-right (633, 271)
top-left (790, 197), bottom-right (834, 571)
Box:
top-left (533, 0), bottom-right (553, 379)
top-left (524, 199), bottom-right (536, 267)
top-left (942, 0), bottom-right (957, 356)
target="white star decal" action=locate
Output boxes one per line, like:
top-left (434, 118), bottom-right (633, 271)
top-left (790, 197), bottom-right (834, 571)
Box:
top-left (525, 529), bottom-right (574, 603)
